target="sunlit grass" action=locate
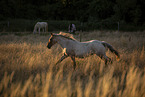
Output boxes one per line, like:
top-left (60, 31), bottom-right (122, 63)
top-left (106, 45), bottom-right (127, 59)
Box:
top-left (0, 31), bottom-right (145, 97)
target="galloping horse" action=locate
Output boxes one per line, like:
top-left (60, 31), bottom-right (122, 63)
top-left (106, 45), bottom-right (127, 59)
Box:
top-left (47, 32), bottom-right (120, 70)
top-left (33, 22), bottom-right (48, 34)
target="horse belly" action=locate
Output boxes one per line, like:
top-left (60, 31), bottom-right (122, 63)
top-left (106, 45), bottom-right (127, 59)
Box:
top-left (75, 47), bottom-right (93, 58)
top-left (76, 53), bottom-right (92, 58)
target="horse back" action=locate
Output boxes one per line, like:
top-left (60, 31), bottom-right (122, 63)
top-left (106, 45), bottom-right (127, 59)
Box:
top-left (71, 40), bottom-right (104, 57)
top-left (87, 40), bottom-right (106, 54)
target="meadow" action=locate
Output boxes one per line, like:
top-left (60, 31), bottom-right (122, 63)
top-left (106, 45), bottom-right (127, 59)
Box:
top-left (0, 31), bottom-right (145, 97)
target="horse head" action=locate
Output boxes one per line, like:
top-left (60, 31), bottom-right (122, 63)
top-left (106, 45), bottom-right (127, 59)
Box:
top-left (47, 33), bottom-right (57, 49)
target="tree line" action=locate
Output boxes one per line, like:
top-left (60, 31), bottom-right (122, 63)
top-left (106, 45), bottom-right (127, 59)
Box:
top-left (0, 0), bottom-right (145, 25)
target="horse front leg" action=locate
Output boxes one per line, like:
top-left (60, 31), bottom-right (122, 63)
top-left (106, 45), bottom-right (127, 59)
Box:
top-left (71, 56), bottom-right (76, 70)
top-left (43, 28), bottom-right (45, 33)
top-left (39, 28), bottom-right (40, 34)
top-left (55, 54), bottom-right (68, 65)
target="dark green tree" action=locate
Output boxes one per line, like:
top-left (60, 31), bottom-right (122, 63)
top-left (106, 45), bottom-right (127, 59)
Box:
top-left (114, 0), bottom-right (142, 24)
top-left (88, 0), bottom-right (114, 22)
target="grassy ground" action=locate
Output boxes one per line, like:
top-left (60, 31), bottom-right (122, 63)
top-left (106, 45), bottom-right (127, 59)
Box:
top-left (0, 31), bottom-right (145, 97)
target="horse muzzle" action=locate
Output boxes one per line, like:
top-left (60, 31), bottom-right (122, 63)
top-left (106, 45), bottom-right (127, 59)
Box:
top-left (47, 46), bottom-right (51, 49)
top-left (47, 44), bottom-right (51, 49)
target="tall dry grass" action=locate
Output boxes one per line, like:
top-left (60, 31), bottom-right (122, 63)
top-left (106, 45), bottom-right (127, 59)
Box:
top-left (0, 31), bottom-right (145, 97)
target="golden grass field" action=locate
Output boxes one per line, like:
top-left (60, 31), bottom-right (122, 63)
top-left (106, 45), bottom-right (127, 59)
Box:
top-left (0, 31), bottom-right (145, 97)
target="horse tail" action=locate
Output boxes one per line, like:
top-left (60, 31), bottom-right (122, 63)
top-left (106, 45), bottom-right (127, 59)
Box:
top-left (102, 41), bottom-right (120, 60)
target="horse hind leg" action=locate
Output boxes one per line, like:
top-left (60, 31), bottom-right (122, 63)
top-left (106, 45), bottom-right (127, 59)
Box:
top-left (99, 55), bottom-right (112, 65)
top-left (105, 56), bottom-right (112, 65)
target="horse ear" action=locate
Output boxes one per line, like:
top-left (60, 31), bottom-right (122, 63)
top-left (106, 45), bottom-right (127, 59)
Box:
top-left (51, 33), bottom-right (53, 36)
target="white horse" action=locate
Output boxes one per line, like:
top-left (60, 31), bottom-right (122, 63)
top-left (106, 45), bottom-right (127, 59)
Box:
top-left (47, 32), bottom-right (120, 70)
top-left (33, 22), bottom-right (48, 34)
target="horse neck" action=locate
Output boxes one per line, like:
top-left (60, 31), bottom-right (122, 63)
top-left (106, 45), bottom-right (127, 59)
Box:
top-left (34, 25), bottom-right (38, 31)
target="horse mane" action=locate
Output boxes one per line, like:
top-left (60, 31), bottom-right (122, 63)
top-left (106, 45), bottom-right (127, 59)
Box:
top-left (59, 32), bottom-right (76, 41)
